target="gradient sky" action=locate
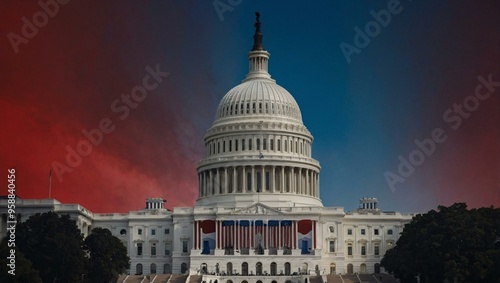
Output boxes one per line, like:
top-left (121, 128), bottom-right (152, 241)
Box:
top-left (1, 1), bottom-right (499, 213)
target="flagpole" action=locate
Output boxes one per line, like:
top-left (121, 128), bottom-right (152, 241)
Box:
top-left (49, 170), bottom-right (52, 199)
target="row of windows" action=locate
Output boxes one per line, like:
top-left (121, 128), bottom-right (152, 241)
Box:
top-left (134, 228), bottom-right (170, 236)
top-left (135, 263), bottom-right (184, 275)
top-left (206, 136), bottom-right (311, 157)
top-left (217, 100), bottom-right (300, 119)
top-left (136, 242), bottom-right (172, 256)
top-left (343, 241), bottom-right (394, 256)
top-left (345, 228), bottom-right (393, 235)
top-left (203, 261), bottom-right (306, 276)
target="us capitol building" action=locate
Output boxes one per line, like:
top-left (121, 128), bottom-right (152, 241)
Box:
top-left (1, 14), bottom-right (413, 283)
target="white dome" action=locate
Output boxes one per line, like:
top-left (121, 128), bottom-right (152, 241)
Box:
top-left (214, 79), bottom-right (303, 124)
top-left (196, 17), bottom-right (322, 208)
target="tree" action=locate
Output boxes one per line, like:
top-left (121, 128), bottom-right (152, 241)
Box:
top-left (0, 237), bottom-right (42, 283)
top-left (83, 227), bottom-right (130, 283)
top-left (16, 211), bottom-right (86, 283)
top-left (381, 203), bottom-right (500, 283)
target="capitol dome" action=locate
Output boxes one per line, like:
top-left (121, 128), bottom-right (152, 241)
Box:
top-left (196, 13), bottom-right (322, 208)
top-left (214, 58), bottom-right (303, 125)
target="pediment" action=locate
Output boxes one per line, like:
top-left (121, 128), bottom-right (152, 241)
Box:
top-left (231, 203), bottom-right (284, 215)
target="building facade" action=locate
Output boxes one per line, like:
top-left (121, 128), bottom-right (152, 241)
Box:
top-left (0, 14), bottom-right (414, 281)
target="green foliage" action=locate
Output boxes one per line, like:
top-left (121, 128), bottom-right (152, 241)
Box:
top-left (0, 237), bottom-right (42, 283)
top-left (381, 203), bottom-right (500, 283)
top-left (16, 211), bottom-right (86, 283)
top-left (83, 227), bottom-right (130, 283)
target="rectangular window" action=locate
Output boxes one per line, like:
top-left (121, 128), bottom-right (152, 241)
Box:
top-left (374, 245), bottom-right (380, 256)
top-left (151, 246), bottom-right (156, 256)
top-left (347, 229), bottom-right (352, 235)
top-left (329, 240), bottom-right (335, 253)
top-left (256, 172), bottom-right (261, 192)
top-left (374, 229), bottom-right (379, 235)
top-left (265, 172), bottom-right (270, 191)
top-left (152, 229), bottom-right (156, 235)
top-left (138, 228), bottom-right (142, 235)
top-left (361, 245), bottom-right (366, 256)
top-left (277, 140), bottom-right (281, 151)
top-left (247, 172), bottom-right (252, 191)
top-left (361, 229), bottom-right (366, 235)
top-left (388, 229), bottom-right (393, 235)
top-left (165, 242), bottom-right (171, 255)
top-left (242, 139), bottom-right (245, 151)
top-left (235, 140), bottom-right (239, 151)
top-left (182, 240), bottom-right (189, 253)
top-left (164, 228), bottom-right (170, 235)
top-left (249, 139), bottom-right (252, 150)
top-left (137, 243), bottom-right (142, 256)
top-left (347, 246), bottom-right (352, 256)
top-left (270, 139), bottom-right (274, 151)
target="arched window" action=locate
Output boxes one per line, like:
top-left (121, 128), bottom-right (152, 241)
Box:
top-left (374, 263), bottom-right (380, 274)
top-left (181, 263), bottom-right (187, 274)
top-left (136, 263), bottom-right (143, 275)
top-left (227, 262), bottom-right (233, 275)
top-left (347, 263), bottom-right (353, 275)
top-left (329, 226), bottom-right (334, 233)
top-left (257, 139), bottom-right (260, 150)
top-left (284, 262), bottom-right (291, 275)
top-left (270, 262), bottom-right (277, 276)
top-left (164, 263), bottom-right (171, 274)
top-left (301, 263), bottom-right (308, 274)
top-left (256, 262), bottom-right (262, 275)
top-left (360, 263), bottom-right (366, 274)
top-left (151, 263), bottom-right (157, 274)
top-left (330, 263), bottom-right (336, 274)
top-left (241, 262), bottom-right (248, 276)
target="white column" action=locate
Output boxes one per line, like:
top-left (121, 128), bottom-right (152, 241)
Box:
top-left (216, 169), bottom-right (220, 194)
top-left (215, 220), bottom-right (219, 249)
top-left (242, 166), bottom-right (247, 192)
top-left (209, 170), bottom-right (213, 195)
top-left (298, 168), bottom-right (302, 194)
top-left (278, 221), bottom-right (281, 248)
top-left (224, 167), bottom-right (228, 194)
top-left (271, 166), bottom-right (276, 192)
top-left (306, 170), bottom-right (310, 196)
top-left (251, 166), bottom-right (256, 193)
top-left (261, 165), bottom-right (265, 192)
top-left (233, 167), bottom-right (238, 193)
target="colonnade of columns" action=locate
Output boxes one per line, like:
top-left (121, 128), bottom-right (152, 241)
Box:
top-left (193, 220), bottom-right (318, 252)
top-left (198, 165), bottom-right (319, 198)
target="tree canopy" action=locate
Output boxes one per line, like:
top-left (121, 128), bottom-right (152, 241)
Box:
top-left (381, 203), bottom-right (500, 283)
top-left (83, 227), bottom-right (130, 283)
top-left (7, 211), bottom-right (130, 283)
top-left (16, 211), bottom-right (86, 283)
